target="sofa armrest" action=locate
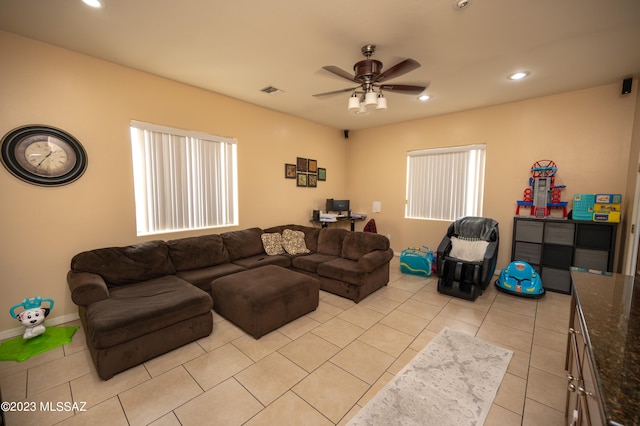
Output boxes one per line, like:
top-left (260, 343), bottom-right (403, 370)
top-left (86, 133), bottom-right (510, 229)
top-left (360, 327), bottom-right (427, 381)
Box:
top-left (357, 248), bottom-right (394, 273)
top-left (67, 271), bottom-right (110, 306)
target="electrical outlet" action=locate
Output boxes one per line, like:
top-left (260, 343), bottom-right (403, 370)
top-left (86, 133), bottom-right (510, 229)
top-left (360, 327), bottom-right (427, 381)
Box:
top-left (386, 234), bottom-right (391, 240)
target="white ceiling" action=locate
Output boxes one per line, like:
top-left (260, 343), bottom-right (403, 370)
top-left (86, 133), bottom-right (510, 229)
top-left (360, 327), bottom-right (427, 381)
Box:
top-left (1, 0), bottom-right (639, 131)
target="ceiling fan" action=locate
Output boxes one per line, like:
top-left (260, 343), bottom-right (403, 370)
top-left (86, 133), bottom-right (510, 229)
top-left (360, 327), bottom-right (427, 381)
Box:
top-left (313, 44), bottom-right (427, 111)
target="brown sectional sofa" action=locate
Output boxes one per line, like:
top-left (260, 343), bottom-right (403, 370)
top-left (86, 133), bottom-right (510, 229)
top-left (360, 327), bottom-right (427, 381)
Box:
top-left (67, 224), bottom-right (393, 379)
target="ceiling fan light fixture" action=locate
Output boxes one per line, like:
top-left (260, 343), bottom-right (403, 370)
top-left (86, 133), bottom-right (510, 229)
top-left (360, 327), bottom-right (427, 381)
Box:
top-left (356, 102), bottom-right (370, 115)
top-left (347, 93), bottom-right (360, 111)
top-left (364, 90), bottom-right (378, 106)
top-left (376, 93), bottom-right (387, 110)
top-left (418, 94), bottom-right (431, 101)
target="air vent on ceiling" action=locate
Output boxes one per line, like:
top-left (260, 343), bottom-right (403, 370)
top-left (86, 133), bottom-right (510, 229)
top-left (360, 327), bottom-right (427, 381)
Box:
top-left (260, 86), bottom-right (284, 95)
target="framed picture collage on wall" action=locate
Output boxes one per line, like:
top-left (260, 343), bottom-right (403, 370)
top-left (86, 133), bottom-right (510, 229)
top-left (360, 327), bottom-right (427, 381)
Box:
top-left (285, 157), bottom-right (326, 188)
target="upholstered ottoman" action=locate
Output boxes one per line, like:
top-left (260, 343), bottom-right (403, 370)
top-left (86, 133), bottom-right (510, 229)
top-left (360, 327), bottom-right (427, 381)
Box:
top-left (210, 265), bottom-right (319, 338)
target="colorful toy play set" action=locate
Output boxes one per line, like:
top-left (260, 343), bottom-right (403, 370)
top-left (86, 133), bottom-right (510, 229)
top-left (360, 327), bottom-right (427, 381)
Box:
top-left (573, 193), bottom-right (622, 222)
top-left (515, 160), bottom-right (621, 222)
top-left (509, 159), bottom-right (622, 298)
top-left (516, 160), bottom-right (568, 218)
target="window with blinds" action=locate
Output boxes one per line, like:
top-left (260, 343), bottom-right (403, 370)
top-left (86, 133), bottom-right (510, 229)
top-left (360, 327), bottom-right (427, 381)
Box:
top-left (405, 144), bottom-right (486, 221)
top-left (130, 121), bottom-right (238, 235)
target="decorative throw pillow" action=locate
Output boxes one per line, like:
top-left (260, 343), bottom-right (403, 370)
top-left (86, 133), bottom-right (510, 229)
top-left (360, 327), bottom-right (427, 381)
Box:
top-left (281, 229), bottom-right (310, 255)
top-left (449, 236), bottom-right (489, 262)
top-left (261, 233), bottom-right (285, 255)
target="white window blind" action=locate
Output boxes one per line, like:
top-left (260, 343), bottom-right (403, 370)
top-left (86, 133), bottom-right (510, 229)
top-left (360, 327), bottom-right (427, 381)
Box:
top-left (130, 121), bottom-right (238, 235)
top-left (405, 144), bottom-right (486, 221)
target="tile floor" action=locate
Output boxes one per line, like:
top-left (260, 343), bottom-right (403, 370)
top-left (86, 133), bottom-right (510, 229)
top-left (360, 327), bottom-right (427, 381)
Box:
top-left (0, 256), bottom-right (571, 426)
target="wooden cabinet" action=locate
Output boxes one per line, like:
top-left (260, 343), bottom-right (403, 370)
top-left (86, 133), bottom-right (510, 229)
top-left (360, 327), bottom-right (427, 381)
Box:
top-left (512, 218), bottom-right (616, 293)
top-left (566, 305), bottom-right (604, 425)
top-left (567, 270), bottom-right (640, 425)
top-left (566, 288), bottom-right (606, 425)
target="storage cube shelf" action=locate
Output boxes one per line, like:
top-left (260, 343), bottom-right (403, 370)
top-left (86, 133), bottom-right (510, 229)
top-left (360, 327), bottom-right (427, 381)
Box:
top-left (511, 217), bottom-right (616, 294)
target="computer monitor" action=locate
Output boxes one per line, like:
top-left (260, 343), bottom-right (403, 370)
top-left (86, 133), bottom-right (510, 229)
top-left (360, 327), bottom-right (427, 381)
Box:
top-left (326, 199), bottom-right (350, 214)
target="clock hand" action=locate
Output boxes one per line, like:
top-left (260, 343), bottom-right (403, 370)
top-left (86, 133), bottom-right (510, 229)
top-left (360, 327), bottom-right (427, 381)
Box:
top-left (37, 150), bottom-right (54, 167)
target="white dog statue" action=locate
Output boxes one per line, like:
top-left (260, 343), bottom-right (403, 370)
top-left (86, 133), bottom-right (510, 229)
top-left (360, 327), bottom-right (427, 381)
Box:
top-left (17, 307), bottom-right (50, 339)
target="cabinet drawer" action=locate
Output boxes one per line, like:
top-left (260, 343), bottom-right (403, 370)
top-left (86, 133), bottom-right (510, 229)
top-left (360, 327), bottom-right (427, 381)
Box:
top-left (581, 344), bottom-right (605, 426)
top-left (541, 267), bottom-right (571, 293)
top-left (542, 244), bottom-right (573, 269)
top-left (576, 224), bottom-right (614, 250)
top-left (574, 249), bottom-right (609, 271)
top-left (514, 241), bottom-right (541, 264)
top-left (571, 309), bottom-right (585, 372)
top-left (544, 222), bottom-right (575, 245)
top-left (515, 220), bottom-right (544, 243)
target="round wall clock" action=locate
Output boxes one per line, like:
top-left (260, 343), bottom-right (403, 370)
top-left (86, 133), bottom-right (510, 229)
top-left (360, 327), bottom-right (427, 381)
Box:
top-left (1, 125), bottom-right (88, 186)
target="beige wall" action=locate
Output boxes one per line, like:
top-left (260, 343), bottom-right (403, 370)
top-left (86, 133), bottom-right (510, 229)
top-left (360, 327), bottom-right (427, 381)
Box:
top-left (0, 32), bottom-right (347, 334)
top-left (1, 30), bottom-right (638, 335)
top-left (346, 84), bottom-right (638, 271)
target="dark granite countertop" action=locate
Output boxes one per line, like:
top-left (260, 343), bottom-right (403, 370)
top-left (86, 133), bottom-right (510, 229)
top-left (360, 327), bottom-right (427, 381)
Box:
top-left (571, 268), bottom-right (640, 426)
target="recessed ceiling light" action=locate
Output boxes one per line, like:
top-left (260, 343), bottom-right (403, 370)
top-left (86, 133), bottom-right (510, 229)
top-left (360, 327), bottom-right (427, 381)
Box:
top-left (82, 0), bottom-right (104, 8)
top-left (418, 94), bottom-right (431, 101)
top-left (509, 71), bottom-right (529, 80)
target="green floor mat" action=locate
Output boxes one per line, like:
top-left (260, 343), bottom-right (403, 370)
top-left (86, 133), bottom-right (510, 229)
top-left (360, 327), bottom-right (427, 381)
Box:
top-left (0, 326), bottom-right (80, 362)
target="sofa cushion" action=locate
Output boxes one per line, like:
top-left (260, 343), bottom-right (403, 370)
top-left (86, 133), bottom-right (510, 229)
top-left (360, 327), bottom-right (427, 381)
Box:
top-left (221, 228), bottom-right (265, 260)
top-left (341, 232), bottom-right (390, 261)
top-left (175, 263), bottom-right (247, 290)
top-left (262, 225), bottom-right (292, 234)
top-left (232, 254), bottom-right (291, 269)
top-left (261, 233), bottom-right (285, 255)
top-left (167, 234), bottom-right (230, 271)
top-left (83, 275), bottom-right (212, 349)
top-left (317, 258), bottom-right (366, 285)
top-left (317, 228), bottom-right (348, 256)
top-left (281, 229), bottom-right (311, 255)
top-left (292, 253), bottom-right (339, 273)
top-left (70, 241), bottom-right (176, 287)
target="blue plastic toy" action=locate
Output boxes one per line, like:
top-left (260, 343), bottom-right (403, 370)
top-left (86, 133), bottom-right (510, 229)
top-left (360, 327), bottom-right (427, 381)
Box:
top-left (495, 261), bottom-right (545, 298)
top-left (9, 296), bottom-right (55, 339)
top-left (400, 246), bottom-right (433, 277)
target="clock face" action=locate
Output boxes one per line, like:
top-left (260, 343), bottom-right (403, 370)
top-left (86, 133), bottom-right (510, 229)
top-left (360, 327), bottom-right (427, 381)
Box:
top-left (1, 125), bottom-right (87, 186)
top-left (16, 135), bottom-right (76, 177)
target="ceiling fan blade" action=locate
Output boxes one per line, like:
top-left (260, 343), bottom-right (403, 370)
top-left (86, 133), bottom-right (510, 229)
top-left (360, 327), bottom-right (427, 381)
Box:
top-left (313, 87), bottom-right (358, 97)
top-left (378, 84), bottom-right (427, 95)
top-left (375, 59), bottom-right (421, 83)
top-left (322, 66), bottom-right (357, 82)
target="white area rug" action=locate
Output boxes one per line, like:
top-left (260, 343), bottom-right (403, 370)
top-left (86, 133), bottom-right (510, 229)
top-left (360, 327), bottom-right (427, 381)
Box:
top-left (347, 327), bottom-right (513, 426)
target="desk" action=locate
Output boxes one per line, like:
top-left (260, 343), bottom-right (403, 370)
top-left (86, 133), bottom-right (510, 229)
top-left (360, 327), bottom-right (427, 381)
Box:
top-left (311, 215), bottom-right (366, 232)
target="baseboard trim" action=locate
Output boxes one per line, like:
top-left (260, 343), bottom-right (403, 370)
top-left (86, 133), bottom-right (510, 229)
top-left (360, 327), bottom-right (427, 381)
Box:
top-left (0, 312), bottom-right (80, 341)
